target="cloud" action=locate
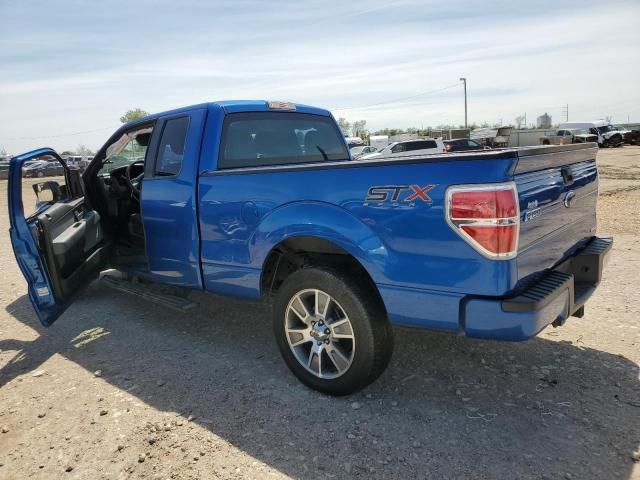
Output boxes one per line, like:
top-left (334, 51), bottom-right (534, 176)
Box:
top-left (0, 0), bottom-right (638, 152)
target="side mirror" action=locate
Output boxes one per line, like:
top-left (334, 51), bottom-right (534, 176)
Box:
top-left (33, 181), bottom-right (62, 205)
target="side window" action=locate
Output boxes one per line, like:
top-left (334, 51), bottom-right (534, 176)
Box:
top-left (21, 158), bottom-right (68, 218)
top-left (409, 141), bottom-right (436, 151)
top-left (391, 144), bottom-right (406, 153)
top-left (220, 112), bottom-right (349, 168)
top-left (155, 116), bottom-right (189, 176)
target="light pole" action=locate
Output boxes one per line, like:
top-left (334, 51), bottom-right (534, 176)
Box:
top-left (460, 77), bottom-right (467, 128)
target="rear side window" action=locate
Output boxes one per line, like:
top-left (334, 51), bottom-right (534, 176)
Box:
top-left (220, 112), bottom-right (349, 169)
top-left (408, 140), bottom-right (437, 151)
top-left (155, 116), bottom-right (189, 176)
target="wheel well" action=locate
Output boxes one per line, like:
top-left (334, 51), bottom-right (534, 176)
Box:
top-left (261, 236), bottom-right (381, 301)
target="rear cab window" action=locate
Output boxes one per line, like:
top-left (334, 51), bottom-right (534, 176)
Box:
top-left (219, 112), bottom-right (349, 169)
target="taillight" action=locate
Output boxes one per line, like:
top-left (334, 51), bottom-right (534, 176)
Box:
top-left (445, 183), bottom-right (520, 259)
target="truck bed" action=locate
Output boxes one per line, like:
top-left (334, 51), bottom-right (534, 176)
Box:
top-left (198, 143), bottom-right (599, 332)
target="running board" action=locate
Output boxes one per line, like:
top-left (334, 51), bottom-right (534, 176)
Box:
top-left (100, 274), bottom-right (198, 312)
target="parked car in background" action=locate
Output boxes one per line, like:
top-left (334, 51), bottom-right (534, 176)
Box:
top-left (65, 155), bottom-right (94, 172)
top-left (444, 138), bottom-right (488, 152)
top-left (540, 128), bottom-right (598, 146)
top-left (558, 121), bottom-right (624, 148)
top-left (611, 125), bottom-right (635, 144)
top-left (350, 145), bottom-right (378, 159)
top-left (344, 136), bottom-right (364, 148)
top-left (22, 160), bottom-right (65, 178)
top-left (361, 138), bottom-right (445, 159)
top-left (623, 129), bottom-right (640, 145)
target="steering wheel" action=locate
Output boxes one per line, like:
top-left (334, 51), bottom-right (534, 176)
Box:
top-left (124, 160), bottom-right (145, 198)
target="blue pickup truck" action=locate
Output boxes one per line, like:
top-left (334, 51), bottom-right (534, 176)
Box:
top-left (8, 100), bottom-right (611, 395)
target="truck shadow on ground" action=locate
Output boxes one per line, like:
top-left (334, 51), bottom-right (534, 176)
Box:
top-left (2, 284), bottom-right (639, 479)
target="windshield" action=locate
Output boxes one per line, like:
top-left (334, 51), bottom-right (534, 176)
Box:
top-left (101, 127), bottom-right (153, 174)
top-left (350, 146), bottom-right (365, 154)
top-left (597, 125), bottom-right (614, 133)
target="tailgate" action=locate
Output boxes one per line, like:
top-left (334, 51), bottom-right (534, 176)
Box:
top-left (513, 144), bottom-right (599, 289)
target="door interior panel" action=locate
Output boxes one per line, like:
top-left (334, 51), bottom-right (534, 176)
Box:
top-left (35, 198), bottom-right (110, 298)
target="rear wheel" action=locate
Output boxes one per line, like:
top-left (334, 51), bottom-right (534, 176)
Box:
top-left (273, 267), bottom-right (393, 395)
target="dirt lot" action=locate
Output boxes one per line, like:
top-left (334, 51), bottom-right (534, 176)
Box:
top-left (1, 147), bottom-right (639, 480)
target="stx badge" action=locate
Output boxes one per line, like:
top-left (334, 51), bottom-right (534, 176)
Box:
top-left (364, 184), bottom-right (436, 206)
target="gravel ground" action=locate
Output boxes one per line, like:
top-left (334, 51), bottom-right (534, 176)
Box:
top-left (1, 147), bottom-right (639, 480)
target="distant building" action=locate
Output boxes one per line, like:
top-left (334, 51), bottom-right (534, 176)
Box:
top-left (537, 113), bottom-right (552, 129)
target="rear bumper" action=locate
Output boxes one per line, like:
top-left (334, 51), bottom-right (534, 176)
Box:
top-left (463, 236), bottom-right (612, 341)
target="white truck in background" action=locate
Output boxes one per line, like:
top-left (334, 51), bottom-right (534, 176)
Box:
top-left (557, 121), bottom-right (625, 147)
top-left (540, 128), bottom-right (598, 146)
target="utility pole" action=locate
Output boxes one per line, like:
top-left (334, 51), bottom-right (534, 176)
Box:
top-left (561, 104), bottom-right (569, 122)
top-left (459, 77), bottom-right (467, 128)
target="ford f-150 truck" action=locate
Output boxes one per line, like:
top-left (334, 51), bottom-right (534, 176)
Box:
top-left (8, 100), bottom-right (612, 395)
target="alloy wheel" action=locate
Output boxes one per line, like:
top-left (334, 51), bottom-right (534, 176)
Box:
top-left (284, 289), bottom-right (355, 379)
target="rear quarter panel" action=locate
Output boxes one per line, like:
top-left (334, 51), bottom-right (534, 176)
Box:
top-left (197, 152), bottom-right (520, 301)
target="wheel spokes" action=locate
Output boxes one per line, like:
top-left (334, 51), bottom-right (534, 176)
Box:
top-left (315, 290), bottom-right (331, 319)
top-left (287, 327), bottom-right (312, 347)
top-left (290, 294), bottom-right (311, 324)
top-left (328, 346), bottom-right (351, 374)
top-left (329, 318), bottom-right (354, 340)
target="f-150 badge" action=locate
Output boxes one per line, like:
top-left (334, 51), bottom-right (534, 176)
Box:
top-left (365, 184), bottom-right (435, 206)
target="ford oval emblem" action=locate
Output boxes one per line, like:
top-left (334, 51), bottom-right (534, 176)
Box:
top-left (564, 191), bottom-right (576, 208)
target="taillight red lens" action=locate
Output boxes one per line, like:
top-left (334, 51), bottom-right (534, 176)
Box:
top-left (460, 225), bottom-right (517, 254)
top-left (447, 184), bottom-right (520, 258)
top-left (450, 190), bottom-right (517, 219)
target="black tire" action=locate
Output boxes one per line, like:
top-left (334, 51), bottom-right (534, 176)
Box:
top-left (273, 267), bottom-right (393, 395)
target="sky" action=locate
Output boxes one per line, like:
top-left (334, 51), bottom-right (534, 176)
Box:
top-left (1, 0), bottom-right (639, 154)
